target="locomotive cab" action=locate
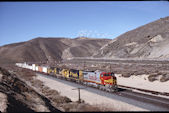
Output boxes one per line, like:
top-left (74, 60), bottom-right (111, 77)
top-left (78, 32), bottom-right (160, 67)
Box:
top-left (100, 72), bottom-right (117, 89)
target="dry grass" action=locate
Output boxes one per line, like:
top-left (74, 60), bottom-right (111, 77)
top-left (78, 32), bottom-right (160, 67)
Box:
top-left (148, 73), bottom-right (159, 82)
top-left (121, 72), bottom-right (131, 78)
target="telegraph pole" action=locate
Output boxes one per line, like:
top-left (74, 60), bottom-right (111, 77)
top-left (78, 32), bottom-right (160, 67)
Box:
top-left (78, 88), bottom-right (81, 103)
top-left (72, 87), bottom-right (86, 103)
top-left (83, 61), bottom-right (86, 71)
top-left (109, 63), bottom-right (111, 72)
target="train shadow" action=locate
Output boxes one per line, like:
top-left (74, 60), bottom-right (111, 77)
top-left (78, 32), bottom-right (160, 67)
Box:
top-left (117, 88), bottom-right (127, 92)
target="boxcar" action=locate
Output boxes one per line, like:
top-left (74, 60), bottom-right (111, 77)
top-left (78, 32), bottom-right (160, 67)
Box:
top-left (32, 64), bottom-right (36, 71)
top-left (42, 66), bottom-right (48, 73)
top-left (38, 66), bottom-right (43, 73)
top-left (35, 65), bottom-right (39, 71)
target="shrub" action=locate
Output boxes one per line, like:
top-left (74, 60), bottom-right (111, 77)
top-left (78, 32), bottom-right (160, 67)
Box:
top-left (148, 74), bottom-right (158, 82)
top-left (121, 72), bottom-right (131, 78)
top-left (52, 96), bottom-right (72, 104)
top-left (160, 74), bottom-right (169, 82)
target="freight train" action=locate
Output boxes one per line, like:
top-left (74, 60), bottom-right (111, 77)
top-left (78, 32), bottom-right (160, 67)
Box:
top-left (16, 62), bottom-right (118, 92)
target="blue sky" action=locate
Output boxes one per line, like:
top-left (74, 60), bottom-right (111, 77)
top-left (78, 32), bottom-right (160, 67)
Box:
top-left (0, 1), bottom-right (169, 46)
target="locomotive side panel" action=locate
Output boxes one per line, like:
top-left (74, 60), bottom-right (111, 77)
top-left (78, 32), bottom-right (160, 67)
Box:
top-left (69, 69), bottom-right (79, 80)
top-left (47, 67), bottom-right (57, 75)
top-left (61, 69), bottom-right (70, 79)
top-left (79, 70), bottom-right (84, 81)
top-left (83, 71), bottom-right (101, 84)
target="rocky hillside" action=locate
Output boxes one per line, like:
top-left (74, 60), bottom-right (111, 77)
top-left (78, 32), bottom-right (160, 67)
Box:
top-left (93, 16), bottom-right (169, 59)
top-left (0, 67), bottom-right (61, 112)
top-left (0, 37), bottom-right (110, 64)
top-left (0, 67), bottom-right (101, 112)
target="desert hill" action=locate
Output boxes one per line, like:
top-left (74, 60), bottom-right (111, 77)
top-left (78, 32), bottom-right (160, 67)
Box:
top-left (93, 16), bottom-right (169, 60)
top-left (1, 16), bottom-right (169, 64)
top-left (0, 37), bottom-right (110, 64)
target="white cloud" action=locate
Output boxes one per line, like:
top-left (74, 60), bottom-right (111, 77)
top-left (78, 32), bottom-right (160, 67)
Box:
top-left (76, 30), bottom-right (114, 39)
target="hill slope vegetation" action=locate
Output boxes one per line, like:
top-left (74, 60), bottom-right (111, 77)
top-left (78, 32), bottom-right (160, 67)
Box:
top-left (93, 16), bottom-right (169, 60)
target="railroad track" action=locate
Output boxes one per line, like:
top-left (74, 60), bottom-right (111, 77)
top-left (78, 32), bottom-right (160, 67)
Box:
top-left (35, 71), bottom-right (169, 111)
top-left (118, 85), bottom-right (169, 97)
top-left (36, 71), bottom-right (169, 97)
top-left (36, 72), bottom-right (169, 111)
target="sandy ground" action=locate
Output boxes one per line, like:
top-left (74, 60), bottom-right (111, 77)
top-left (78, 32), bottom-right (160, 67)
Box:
top-left (116, 74), bottom-right (169, 93)
top-left (116, 74), bottom-right (169, 98)
top-left (36, 74), bottom-right (147, 111)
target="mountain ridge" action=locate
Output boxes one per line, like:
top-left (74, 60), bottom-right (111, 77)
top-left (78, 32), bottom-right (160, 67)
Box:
top-left (93, 16), bottom-right (169, 59)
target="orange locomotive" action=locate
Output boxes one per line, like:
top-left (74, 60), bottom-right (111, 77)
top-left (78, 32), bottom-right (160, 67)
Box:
top-left (82, 70), bottom-right (117, 91)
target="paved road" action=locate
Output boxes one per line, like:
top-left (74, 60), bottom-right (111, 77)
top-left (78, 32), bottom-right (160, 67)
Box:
top-left (37, 73), bottom-right (169, 111)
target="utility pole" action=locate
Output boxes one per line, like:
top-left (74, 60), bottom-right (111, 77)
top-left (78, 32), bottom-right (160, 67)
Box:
top-left (72, 87), bottom-right (86, 103)
top-left (109, 63), bottom-right (111, 72)
top-left (83, 61), bottom-right (86, 71)
top-left (78, 88), bottom-right (81, 103)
